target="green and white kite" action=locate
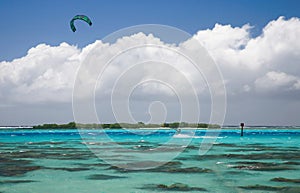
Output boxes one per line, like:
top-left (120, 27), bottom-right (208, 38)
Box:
top-left (70, 15), bottom-right (92, 32)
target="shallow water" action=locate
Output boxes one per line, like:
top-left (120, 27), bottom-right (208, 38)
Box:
top-left (0, 128), bottom-right (299, 193)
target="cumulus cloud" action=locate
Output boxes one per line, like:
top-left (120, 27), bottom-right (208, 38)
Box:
top-left (195, 16), bottom-right (300, 70)
top-left (195, 16), bottom-right (300, 97)
top-left (255, 71), bottom-right (300, 92)
top-left (0, 43), bottom-right (80, 103)
top-left (194, 23), bottom-right (252, 68)
top-left (1, 16), bottom-right (300, 107)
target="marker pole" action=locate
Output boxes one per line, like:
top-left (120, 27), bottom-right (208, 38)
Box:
top-left (240, 123), bottom-right (244, 137)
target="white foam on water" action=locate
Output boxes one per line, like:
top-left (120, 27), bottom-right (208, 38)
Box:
top-left (173, 134), bottom-right (200, 138)
top-left (201, 136), bottom-right (224, 139)
top-left (173, 133), bottom-right (223, 139)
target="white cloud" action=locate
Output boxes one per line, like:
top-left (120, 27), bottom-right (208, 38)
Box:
top-left (1, 16), bottom-right (300, 106)
top-left (243, 84), bottom-right (251, 92)
top-left (0, 43), bottom-right (81, 103)
top-left (255, 71), bottom-right (300, 92)
top-left (195, 16), bottom-right (300, 71)
top-left (194, 23), bottom-right (252, 68)
top-left (194, 16), bottom-right (300, 98)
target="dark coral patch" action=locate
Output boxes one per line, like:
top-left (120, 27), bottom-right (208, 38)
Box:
top-left (232, 162), bottom-right (294, 171)
top-left (0, 165), bottom-right (43, 177)
top-left (238, 184), bottom-right (284, 191)
top-left (86, 174), bottom-right (127, 180)
top-left (0, 157), bottom-right (43, 177)
top-left (0, 180), bottom-right (37, 184)
top-left (44, 167), bottom-right (90, 172)
top-left (140, 183), bottom-right (207, 191)
top-left (239, 185), bottom-right (300, 192)
top-left (107, 161), bottom-right (213, 174)
top-left (271, 177), bottom-right (300, 184)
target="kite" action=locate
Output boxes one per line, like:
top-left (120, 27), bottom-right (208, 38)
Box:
top-left (70, 15), bottom-right (92, 32)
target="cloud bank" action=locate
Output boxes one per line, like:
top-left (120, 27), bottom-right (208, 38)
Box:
top-left (1, 16), bottom-right (300, 124)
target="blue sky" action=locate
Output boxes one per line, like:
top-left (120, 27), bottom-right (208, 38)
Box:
top-left (1, 0), bottom-right (300, 61)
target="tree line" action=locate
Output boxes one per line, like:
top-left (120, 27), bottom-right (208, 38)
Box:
top-left (33, 122), bottom-right (220, 129)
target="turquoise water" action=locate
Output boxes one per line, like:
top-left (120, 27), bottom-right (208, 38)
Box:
top-left (0, 128), bottom-right (300, 193)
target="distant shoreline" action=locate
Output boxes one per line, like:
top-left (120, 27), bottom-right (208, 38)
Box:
top-left (0, 122), bottom-right (299, 130)
top-left (30, 122), bottom-right (221, 129)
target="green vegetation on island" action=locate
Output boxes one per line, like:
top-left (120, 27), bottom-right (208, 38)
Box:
top-left (33, 122), bottom-right (220, 129)
top-left (33, 122), bottom-right (76, 129)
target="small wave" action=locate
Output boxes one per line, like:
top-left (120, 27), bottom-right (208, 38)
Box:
top-left (173, 134), bottom-right (223, 139)
top-left (200, 136), bottom-right (224, 139)
top-left (173, 134), bottom-right (201, 138)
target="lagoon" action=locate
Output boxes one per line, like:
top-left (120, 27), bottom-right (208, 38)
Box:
top-left (0, 128), bottom-right (300, 193)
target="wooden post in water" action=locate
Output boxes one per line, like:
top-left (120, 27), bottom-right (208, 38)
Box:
top-left (240, 122), bottom-right (245, 136)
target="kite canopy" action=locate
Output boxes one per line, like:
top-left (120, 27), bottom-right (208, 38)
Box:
top-left (70, 15), bottom-right (92, 32)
